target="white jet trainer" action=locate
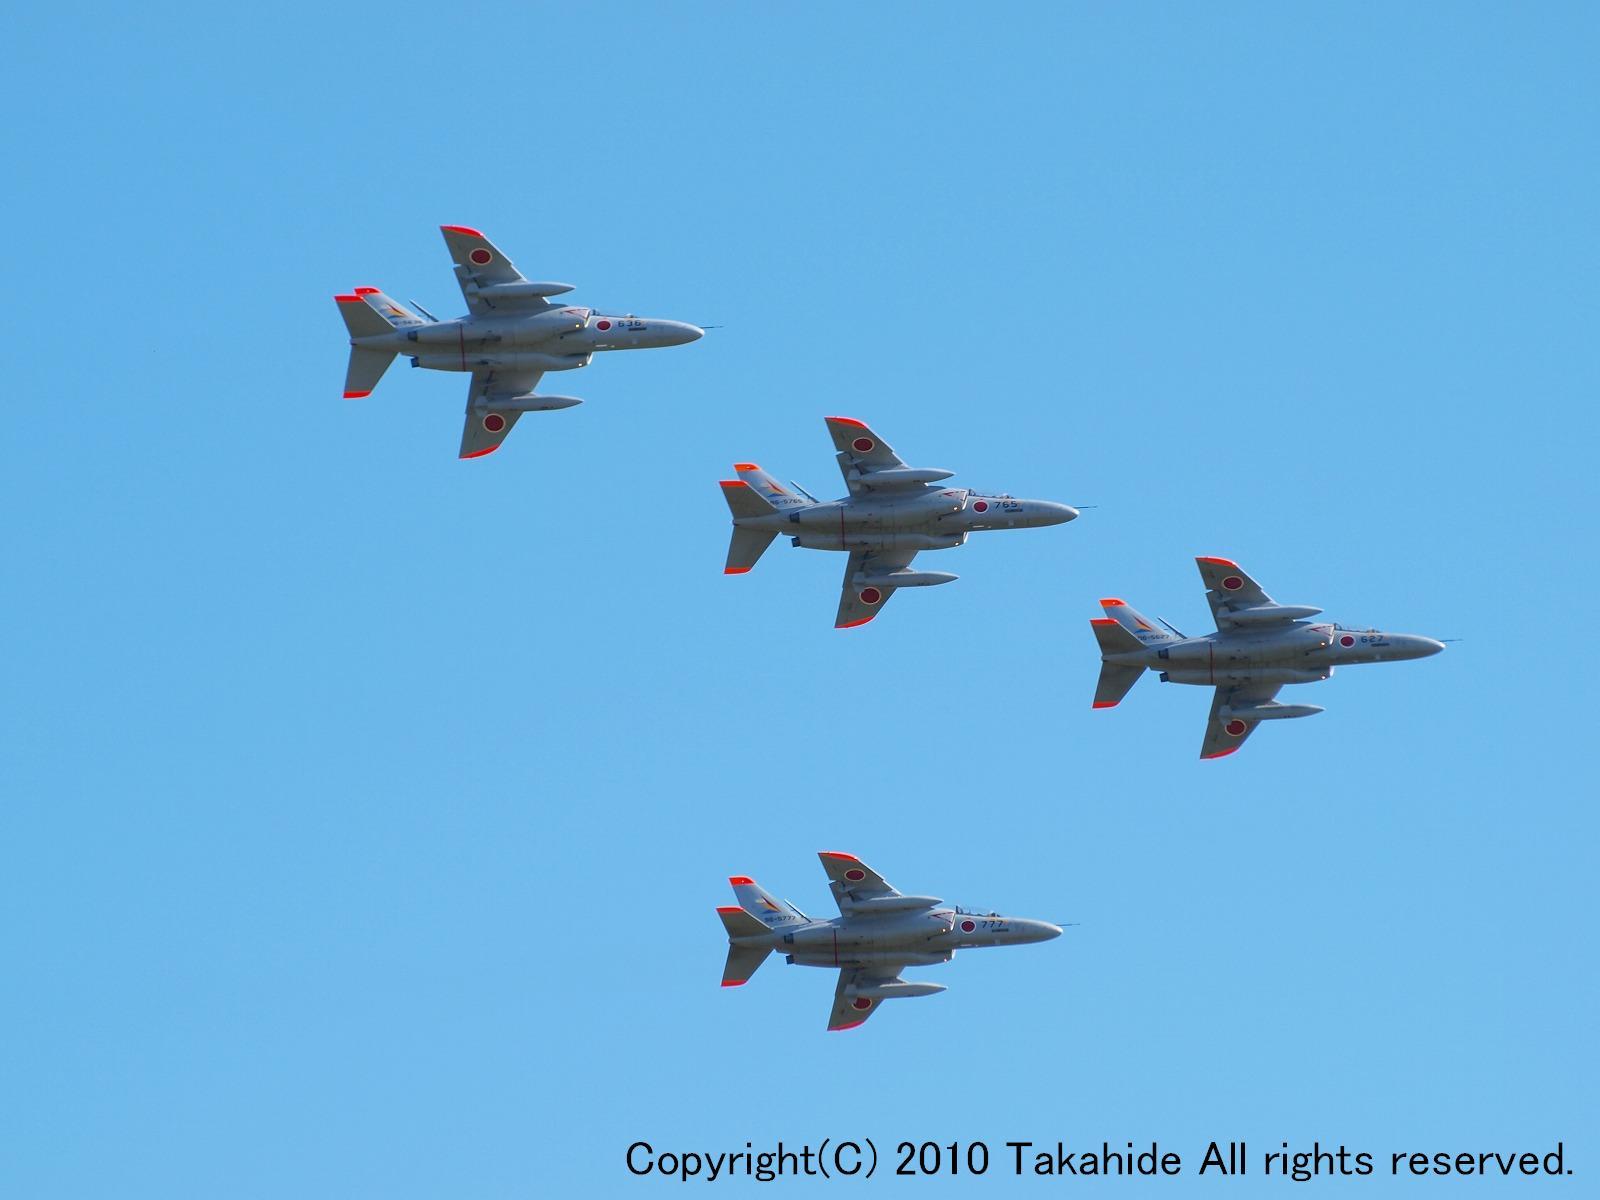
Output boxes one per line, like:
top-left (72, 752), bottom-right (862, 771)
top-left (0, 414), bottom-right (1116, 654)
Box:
top-left (334, 225), bottom-right (702, 459)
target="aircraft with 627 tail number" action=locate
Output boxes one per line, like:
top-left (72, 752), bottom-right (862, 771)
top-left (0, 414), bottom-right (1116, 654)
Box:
top-left (720, 417), bottom-right (1078, 627)
top-left (718, 852), bottom-right (1061, 1031)
top-left (334, 226), bottom-right (702, 458)
top-left (1090, 556), bottom-right (1446, 759)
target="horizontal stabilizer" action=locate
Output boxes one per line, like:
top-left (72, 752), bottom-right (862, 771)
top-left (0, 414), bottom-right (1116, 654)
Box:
top-left (722, 943), bottom-right (772, 987)
top-left (718, 906), bottom-right (770, 939)
top-left (342, 347), bottom-right (396, 399)
top-left (725, 527), bottom-right (777, 575)
top-left (1090, 617), bottom-right (1145, 656)
top-left (719, 479), bottom-right (777, 519)
top-left (1093, 662), bottom-right (1143, 709)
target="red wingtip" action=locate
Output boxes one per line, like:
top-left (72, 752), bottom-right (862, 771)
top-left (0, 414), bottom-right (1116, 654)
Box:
top-left (342, 390), bottom-right (371, 399)
top-left (1201, 747), bottom-right (1240, 760)
top-left (826, 416), bottom-right (867, 428)
top-left (460, 444), bottom-right (500, 460)
top-left (836, 615), bottom-right (877, 629)
top-left (719, 479), bottom-right (749, 489)
top-left (724, 566), bottom-right (751, 575)
top-left (728, 875), bottom-right (754, 886)
top-left (716, 906), bottom-right (743, 914)
top-left (721, 979), bottom-right (747, 988)
top-left (820, 851), bottom-right (860, 861)
top-left (1089, 618), bottom-right (1119, 627)
top-left (733, 462), bottom-right (761, 471)
top-left (353, 286), bottom-right (379, 295)
top-left (334, 294), bottom-right (361, 303)
top-left (829, 1020), bottom-right (866, 1032)
top-left (1197, 556), bottom-right (1239, 567)
top-left (441, 224), bottom-right (485, 237)
top-left (1100, 597), bottom-right (1126, 607)
top-left (1092, 700), bottom-right (1118, 709)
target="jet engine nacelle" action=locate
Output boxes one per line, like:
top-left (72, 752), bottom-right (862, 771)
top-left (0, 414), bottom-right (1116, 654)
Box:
top-left (1159, 667), bottom-right (1332, 686)
top-left (790, 532), bottom-right (967, 552)
top-left (849, 981), bottom-right (947, 1001)
top-left (784, 950), bottom-right (952, 968)
top-left (483, 394), bottom-right (584, 413)
top-left (410, 352), bottom-right (592, 373)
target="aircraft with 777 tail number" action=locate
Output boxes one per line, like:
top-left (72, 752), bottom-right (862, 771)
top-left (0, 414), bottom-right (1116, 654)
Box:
top-left (718, 852), bottom-right (1062, 1031)
top-left (334, 225), bottom-right (702, 459)
top-left (1090, 556), bottom-right (1446, 759)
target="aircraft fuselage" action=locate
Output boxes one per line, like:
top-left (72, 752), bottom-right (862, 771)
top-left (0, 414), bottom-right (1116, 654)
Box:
top-left (726, 908), bottom-right (1062, 970)
top-left (732, 488), bottom-right (1078, 553)
top-left (1104, 623), bottom-right (1446, 687)
top-left (350, 309), bottom-right (704, 374)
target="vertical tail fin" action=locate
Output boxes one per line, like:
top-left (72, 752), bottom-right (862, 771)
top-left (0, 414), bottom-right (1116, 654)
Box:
top-left (1098, 598), bottom-right (1179, 646)
top-left (734, 463), bottom-right (805, 508)
top-left (351, 287), bottom-right (427, 330)
top-left (728, 876), bottom-right (806, 928)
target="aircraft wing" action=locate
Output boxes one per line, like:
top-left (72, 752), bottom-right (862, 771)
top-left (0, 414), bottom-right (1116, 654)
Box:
top-left (826, 965), bottom-right (905, 1031)
top-left (1200, 682), bottom-right (1283, 759)
top-left (825, 416), bottom-right (917, 494)
top-left (1195, 556), bottom-right (1286, 630)
top-left (459, 367), bottom-right (543, 459)
top-left (440, 225), bottom-right (549, 315)
top-left (818, 852), bottom-right (900, 904)
top-left (834, 548), bottom-right (918, 629)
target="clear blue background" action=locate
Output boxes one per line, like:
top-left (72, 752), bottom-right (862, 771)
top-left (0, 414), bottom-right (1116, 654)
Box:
top-left (4, 4), bottom-right (1596, 1195)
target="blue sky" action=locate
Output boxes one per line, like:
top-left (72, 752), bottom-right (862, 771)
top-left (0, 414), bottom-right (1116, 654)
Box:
top-left (3, 3), bottom-right (1596, 1195)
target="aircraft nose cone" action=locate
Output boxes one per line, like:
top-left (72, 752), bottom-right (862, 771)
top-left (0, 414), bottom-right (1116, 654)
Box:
top-left (1031, 502), bottom-right (1078, 527)
top-left (665, 320), bottom-right (704, 346)
top-left (1017, 919), bottom-right (1062, 943)
top-left (1416, 637), bottom-right (1446, 658)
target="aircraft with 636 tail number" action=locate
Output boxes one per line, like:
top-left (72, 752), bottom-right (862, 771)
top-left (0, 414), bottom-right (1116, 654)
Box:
top-left (334, 225), bottom-right (702, 459)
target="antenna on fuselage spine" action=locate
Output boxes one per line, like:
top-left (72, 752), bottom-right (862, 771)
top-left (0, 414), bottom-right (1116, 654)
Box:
top-left (409, 298), bottom-right (441, 323)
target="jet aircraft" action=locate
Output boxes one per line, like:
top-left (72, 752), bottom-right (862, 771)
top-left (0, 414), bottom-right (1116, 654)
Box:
top-left (334, 226), bottom-right (703, 458)
top-left (717, 852), bottom-right (1061, 1031)
top-left (1090, 556), bottom-right (1445, 758)
top-left (719, 417), bottom-right (1078, 627)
